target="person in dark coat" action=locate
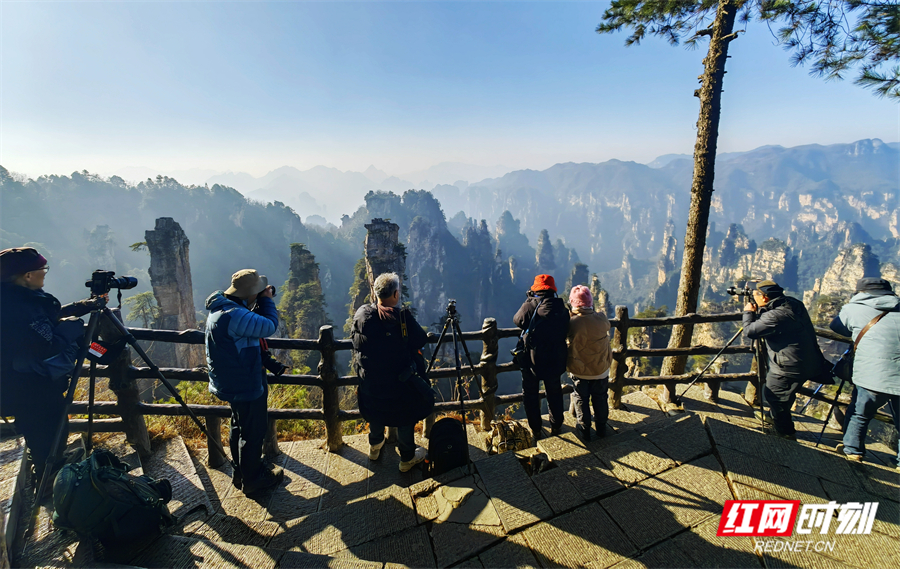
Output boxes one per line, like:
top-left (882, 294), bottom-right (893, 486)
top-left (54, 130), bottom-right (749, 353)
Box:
top-left (743, 279), bottom-right (823, 439)
top-left (205, 269), bottom-right (283, 494)
top-left (514, 275), bottom-right (570, 438)
top-left (352, 272), bottom-right (430, 472)
top-left (0, 247), bottom-right (95, 485)
top-left (830, 277), bottom-right (900, 465)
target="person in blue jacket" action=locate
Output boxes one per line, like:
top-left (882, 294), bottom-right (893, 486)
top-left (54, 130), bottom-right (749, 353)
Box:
top-left (205, 269), bottom-right (283, 494)
top-left (830, 277), bottom-right (900, 466)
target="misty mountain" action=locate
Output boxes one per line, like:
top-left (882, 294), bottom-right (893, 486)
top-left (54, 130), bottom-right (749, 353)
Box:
top-left (111, 166), bottom-right (221, 187)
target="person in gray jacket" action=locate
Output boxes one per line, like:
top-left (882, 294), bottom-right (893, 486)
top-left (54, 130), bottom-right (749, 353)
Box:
top-left (830, 277), bottom-right (900, 465)
top-left (743, 279), bottom-right (823, 439)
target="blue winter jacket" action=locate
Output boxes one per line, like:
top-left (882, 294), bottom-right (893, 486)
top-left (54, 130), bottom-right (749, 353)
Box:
top-left (829, 292), bottom-right (900, 396)
top-left (205, 291), bottom-right (278, 403)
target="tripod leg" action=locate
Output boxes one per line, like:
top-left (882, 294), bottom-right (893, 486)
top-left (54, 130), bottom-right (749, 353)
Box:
top-left (816, 378), bottom-right (848, 447)
top-left (448, 318), bottom-right (472, 465)
top-left (426, 319), bottom-right (452, 373)
top-left (99, 307), bottom-right (234, 467)
top-left (452, 319), bottom-right (484, 399)
top-left (86, 359), bottom-right (97, 454)
top-left (675, 326), bottom-right (744, 404)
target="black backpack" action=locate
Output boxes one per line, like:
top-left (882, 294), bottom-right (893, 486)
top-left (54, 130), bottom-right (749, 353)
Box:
top-left (52, 449), bottom-right (176, 546)
top-left (426, 417), bottom-right (468, 476)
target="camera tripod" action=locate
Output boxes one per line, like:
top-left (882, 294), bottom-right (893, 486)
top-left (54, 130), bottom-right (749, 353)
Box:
top-left (425, 300), bottom-right (484, 451)
top-left (26, 295), bottom-right (232, 542)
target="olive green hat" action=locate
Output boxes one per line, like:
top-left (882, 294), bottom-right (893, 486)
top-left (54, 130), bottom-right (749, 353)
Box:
top-left (225, 269), bottom-right (268, 299)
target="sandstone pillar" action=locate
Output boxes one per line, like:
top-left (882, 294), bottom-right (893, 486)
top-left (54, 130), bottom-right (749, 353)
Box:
top-left (364, 219), bottom-right (406, 300)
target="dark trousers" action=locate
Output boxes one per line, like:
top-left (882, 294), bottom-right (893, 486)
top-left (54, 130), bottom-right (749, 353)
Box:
top-left (14, 386), bottom-right (69, 478)
top-left (572, 377), bottom-right (609, 433)
top-left (368, 422), bottom-right (416, 461)
top-left (522, 367), bottom-right (563, 434)
top-left (229, 385), bottom-right (268, 482)
top-left (763, 372), bottom-right (804, 436)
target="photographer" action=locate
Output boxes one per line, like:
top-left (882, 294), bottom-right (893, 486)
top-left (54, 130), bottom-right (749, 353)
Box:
top-left (743, 279), bottom-right (822, 440)
top-left (0, 247), bottom-right (94, 487)
top-left (352, 272), bottom-right (430, 472)
top-left (514, 275), bottom-right (570, 439)
top-left (205, 269), bottom-right (283, 495)
top-left (830, 278), bottom-right (900, 465)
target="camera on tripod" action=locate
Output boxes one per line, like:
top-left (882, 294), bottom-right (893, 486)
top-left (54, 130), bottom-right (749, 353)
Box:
top-left (726, 284), bottom-right (753, 299)
top-left (85, 270), bottom-right (138, 297)
top-left (446, 299), bottom-right (457, 317)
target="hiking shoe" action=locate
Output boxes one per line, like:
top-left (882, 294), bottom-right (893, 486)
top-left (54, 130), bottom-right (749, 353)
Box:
top-left (754, 411), bottom-right (774, 425)
top-left (232, 470), bottom-right (242, 490)
top-left (368, 439), bottom-right (386, 461)
top-left (242, 464), bottom-right (284, 495)
top-left (772, 431), bottom-right (797, 442)
top-left (549, 425), bottom-right (562, 437)
top-left (399, 447), bottom-right (427, 473)
top-left (576, 425), bottom-right (591, 442)
top-left (835, 444), bottom-right (863, 462)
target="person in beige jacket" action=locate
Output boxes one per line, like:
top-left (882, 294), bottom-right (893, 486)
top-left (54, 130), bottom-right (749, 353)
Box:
top-left (566, 285), bottom-right (612, 441)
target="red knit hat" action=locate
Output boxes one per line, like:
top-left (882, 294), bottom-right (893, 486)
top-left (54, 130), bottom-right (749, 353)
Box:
top-left (531, 274), bottom-right (556, 292)
top-left (0, 247), bottom-right (48, 281)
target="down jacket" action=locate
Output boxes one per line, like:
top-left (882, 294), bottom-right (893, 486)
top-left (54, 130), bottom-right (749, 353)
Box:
top-left (566, 307), bottom-right (612, 379)
top-left (513, 292), bottom-right (570, 378)
top-left (743, 295), bottom-right (823, 379)
top-left (829, 292), bottom-right (900, 396)
top-left (205, 291), bottom-right (278, 403)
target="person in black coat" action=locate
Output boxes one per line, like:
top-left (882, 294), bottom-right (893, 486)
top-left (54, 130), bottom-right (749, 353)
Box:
top-left (743, 279), bottom-right (823, 439)
top-left (352, 272), bottom-right (430, 472)
top-left (513, 274), bottom-right (570, 438)
top-left (0, 247), bottom-right (96, 483)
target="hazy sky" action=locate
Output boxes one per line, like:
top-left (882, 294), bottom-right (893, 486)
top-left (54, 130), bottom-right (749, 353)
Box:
top-left (3, 1), bottom-right (897, 180)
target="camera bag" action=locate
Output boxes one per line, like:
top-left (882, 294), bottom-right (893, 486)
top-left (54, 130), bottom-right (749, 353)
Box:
top-left (52, 448), bottom-right (175, 546)
top-left (832, 309), bottom-right (891, 382)
top-left (427, 417), bottom-right (468, 476)
top-left (511, 299), bottom-right (544, 368)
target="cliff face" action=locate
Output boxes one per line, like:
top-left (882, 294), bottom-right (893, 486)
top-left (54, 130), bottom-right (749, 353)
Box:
top-left (406, 216), bottom-right (450, 327)
top-left (86, 225), bottom-right (116, 272)
top-left (364, 218), bottom-right (406, 303)
top-left (145, 217), bottom-right (204, 368)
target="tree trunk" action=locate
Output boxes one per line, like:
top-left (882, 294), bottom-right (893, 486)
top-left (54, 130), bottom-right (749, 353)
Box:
top-left (660, 0), bottom-right (739, 405)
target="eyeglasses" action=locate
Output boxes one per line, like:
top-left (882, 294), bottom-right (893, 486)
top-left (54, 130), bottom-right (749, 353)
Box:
top-left (37, 266), bottom-right (49, 274)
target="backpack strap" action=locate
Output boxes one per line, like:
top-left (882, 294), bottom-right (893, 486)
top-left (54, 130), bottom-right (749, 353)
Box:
top-left (852, 310), bottom-right (891, 353)
top-left (520, 298), bottom-right (545, 340)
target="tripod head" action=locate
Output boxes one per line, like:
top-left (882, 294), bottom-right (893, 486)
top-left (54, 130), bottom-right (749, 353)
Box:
top-left (446, 299), bottom-right (458, 319)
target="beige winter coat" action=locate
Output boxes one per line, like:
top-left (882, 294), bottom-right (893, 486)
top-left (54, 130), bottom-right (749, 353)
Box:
top-left (566, 307), bottom-right (612, 379)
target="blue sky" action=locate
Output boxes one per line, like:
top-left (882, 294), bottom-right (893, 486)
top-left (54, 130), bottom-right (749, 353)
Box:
top-left (3, 1), bottom-right (897, 179)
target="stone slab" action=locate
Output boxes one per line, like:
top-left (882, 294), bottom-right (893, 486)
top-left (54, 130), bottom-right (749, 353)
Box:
top-left (335, 524), bottom-right (435, 568)
top-left (531, 467), bottom-right (586, 514)
top-left (477, 533), bottom-right (539, 569)
top-left (594, 434), bottom-right (676, 486)
top-left (820, 479), bottom-right (900, 539)
top-left (279, 550), bottom-right (382, 568)
top-left (129, 534), bottom-right (280, 568)
top-left (319, 435), bottom-right (373, 511)
top-left (558, 453), bottom-right (623, 501)
top-left (181, 512), bottom-right (279, 548)
top-left (670, 517), bottom-right (759, 569)
top-left (431, 523), bottom-right (504, 568)
top-left (717, 446), bottom-right (828, 504)
top-left (269, 485), bottom-right (417, 556)
top-left (0, 436), bottom-right (26, 483)
top-left (101, 433), bottom-right (143, 476)
top-left (474, 452), bottom-right (552, 533)
top-left (143, 436), bottom-right (213, 519)
top-left (537, 432), bottom-right (589, 461)
top-left (267, 440), bottom-right (329, 521)
top-left (193, 449), bottom-right (239, 512)
top-left (848, 461), bottom-right (900, 503)
top-left (638, 412), bottom-right (711, 465)
top-left (606, 391), bottom-right (667, 432)
top-left (522, 501), bottom-right (638, 569)
top-left (601, 455), bottom-right (732, 550)
top-left (609, 540), bottom-right (696, 569)
top-left (755, 537), bottom-right (857, 569)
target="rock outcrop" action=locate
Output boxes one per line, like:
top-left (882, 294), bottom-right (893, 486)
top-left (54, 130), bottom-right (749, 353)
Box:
top-left (364, 219), bottom-right (406, 302)
top-left (86, 225), bottom-right (116, 272)
top-left (145, 218), bottom-right (204, 369)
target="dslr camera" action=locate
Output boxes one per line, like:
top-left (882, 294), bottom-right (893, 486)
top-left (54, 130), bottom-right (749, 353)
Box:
top-left (725, 284), bottom-right (753, 299)
top-left (85, 270), bottom-right (138, 296)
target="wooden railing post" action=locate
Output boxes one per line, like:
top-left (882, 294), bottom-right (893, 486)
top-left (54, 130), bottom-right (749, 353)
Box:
top-left (263, 417), bottom-right (280, 457)
top-left (479, 318), bottom-right (499, 432)
top-left (102, 310), bottom-right (151, 457)
top-left (206, 416), bottom-right (226, 467)
top-left (608, 305), bottom-right (629, 410)
top-left (318, 325), bottom-right (343, 451)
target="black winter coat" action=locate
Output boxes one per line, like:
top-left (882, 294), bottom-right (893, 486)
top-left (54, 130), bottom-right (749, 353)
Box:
top-left (0, 283), bottom-right (90, 415)
top-left (352, 304), bottom-right (430, 426)
top-left (514, 293), bottom-right (570, 377)
top-left (743, 295), bottom-right (823, 379)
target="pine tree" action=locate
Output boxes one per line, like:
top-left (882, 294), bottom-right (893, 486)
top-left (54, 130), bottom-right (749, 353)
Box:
top-left (123, 291), bottom-right (160, 328)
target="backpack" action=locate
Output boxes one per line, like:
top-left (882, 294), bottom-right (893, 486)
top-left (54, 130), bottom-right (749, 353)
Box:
top-left (52, 449), bottom-right (176, 545)
top-left (488, 420), bottom-right (533, 454)
top-left (426, 417), bottom-right (468, 476)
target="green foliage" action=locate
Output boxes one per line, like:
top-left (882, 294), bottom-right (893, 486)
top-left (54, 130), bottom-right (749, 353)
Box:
top-left (123, 291), bottom-right (160, 328)
top-left (129, 241), bottom-right (148, 253)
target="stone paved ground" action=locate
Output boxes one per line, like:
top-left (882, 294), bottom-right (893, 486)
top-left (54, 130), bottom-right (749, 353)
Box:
top-left (5, 387), bottom-right (899, 568)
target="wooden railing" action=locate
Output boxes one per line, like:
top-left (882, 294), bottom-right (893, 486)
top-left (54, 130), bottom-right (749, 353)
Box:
top-left (65, 306), bottom-right (852, 461)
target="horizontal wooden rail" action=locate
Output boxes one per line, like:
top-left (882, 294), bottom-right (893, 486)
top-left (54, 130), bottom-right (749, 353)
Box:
top-left (620, 372), bottom-right (757, 386)
top-left (615, 345), bottom-right (754, 358)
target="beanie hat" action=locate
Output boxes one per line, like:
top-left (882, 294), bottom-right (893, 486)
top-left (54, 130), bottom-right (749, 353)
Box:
top-left (224, 269), bottom-right (268, 299)
top-left (0, 247), bottom-right (48, 282)
top-left (754, 279), bottom-right (784, 297)
top-left (855, 277), bottom-right (895, 296)
top-left (531, 274), bottom-right (557, 293)
top-left (569, 285), bottom-right (593, 308)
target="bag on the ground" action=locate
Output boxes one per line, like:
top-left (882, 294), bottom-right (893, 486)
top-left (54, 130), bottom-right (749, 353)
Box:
top-left (488, 420), bottom-right (533, 455)
top-left (427, 417), bottom-right (468, 476)
top-left (52, 449), bottom-right (175, 545)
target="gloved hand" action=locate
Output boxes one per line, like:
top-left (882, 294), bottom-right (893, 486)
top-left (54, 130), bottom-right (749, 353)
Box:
top-left (56, 318), bottom-right (85, 344)
top-left (274, 363), bottom-right (288, 377)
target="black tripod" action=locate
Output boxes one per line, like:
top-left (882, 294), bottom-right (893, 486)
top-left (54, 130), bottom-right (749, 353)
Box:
top-left (425, 300), bottom-right (484, 449)
top-left (26, 294), bottom-right (232, 541)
